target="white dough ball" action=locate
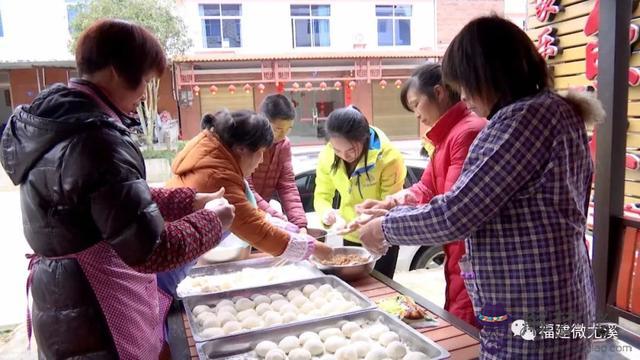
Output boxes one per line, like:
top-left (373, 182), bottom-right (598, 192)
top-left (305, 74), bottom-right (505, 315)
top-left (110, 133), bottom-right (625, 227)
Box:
top-left (271, 299), bottom-right (289, 312)
top-left (324, 335), bottom-right (348, 353)
top-left (265, 348), bottom-right (287, 360)
top-left (192, 304), bottom-right (212, 316)
top-left (287, 289), bottom-right (305, 301)
top-left (292, 296), bottom-right (309, 308)
top-left (256, 303), bottom-right (272, 316)
top-left (309, 290), bottom-right (325, 301)
top-left (253, 295), bottom-right (271, 306)
top-left (318, 284), bottom-right (333, 294)
top-left (282, 312), bottom-right (298, 323)
top-left (312, 297), bottom-right (328, 308)
top-left (278, 335), bottom-right (300, 353)
top-left (335, 345), bottom-right (358, 360)
top-left (216, 299), bottom-right (234, 309)
top-left (309, 309), bottom-right (324, 317)
top-left (341, 322), bottom-right (361, 338)
top-left (320, 303), bottom-right (336, 316)
top-left (241, 316), bottom-right (263, 329)
top-left (403, 352), bottom-right (430, 360)
top-left (196, 311), bottom-right (217, 326)
top-left (320, 355), bottom-right (337, 360)
top-left (237, 309), bottom-right (259, 322)
top-left (379, 332), bottom-right (400, 346)
top-left (235, 298), bottom-right (255, 312)
top-left (326, 291), bottom-right (345, 302)
top-left (202, 317), bottom-right (221, 329)
top-left (289, 348), bottom-right (312, 360)
top-left (353, 341), bottom-right (370, 357)
top-left (298, 331), bottom-right (321, 345)
top-left (385, 341), bottom-right (407, 359)
top-left (216, 312), bottom-right (237, 325)
top-left (302, 284), bottom-right (318, 296)
top-left (269, 293), bottom-right (286, 302)
top-left (217, 305), bottom-right (238, 316)
top-left (319, 328), bottom-right (343, 341)
top-left (279, 304), bottom-right (298, 315)
top-left (365, 348), bottom-right (388, 360)
top-left (303, 338), bottom-right (325, 356)
top-left (350, 329), bottom-right (370, 342)
top-left (264, 312), bottom-right (283, 326)
top-left (200, 327), bottom-right (225, 338)
top-left (256, 340), bottom-right (278, 357)
top-left (300, 302), bottom-right (316, 314)
top-left (222, 320), bottom-right (242, 334)
top-left (368, 324), bottom-right (390, 340)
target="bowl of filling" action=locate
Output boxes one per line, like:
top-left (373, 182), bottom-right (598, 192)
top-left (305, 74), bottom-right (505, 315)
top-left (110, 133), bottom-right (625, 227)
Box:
top-left (310, 246), bottom-right (380, 281)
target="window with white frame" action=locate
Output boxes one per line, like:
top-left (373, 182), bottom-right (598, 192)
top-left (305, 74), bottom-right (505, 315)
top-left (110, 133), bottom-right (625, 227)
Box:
top-left (199, 4), bottom-right (242, 48)
top-left (376, 5), bottom-right (412, 46)
top-left (290, 4), bottom-right (331, 48)
top-left (0, 10), bottom-right (4, 37)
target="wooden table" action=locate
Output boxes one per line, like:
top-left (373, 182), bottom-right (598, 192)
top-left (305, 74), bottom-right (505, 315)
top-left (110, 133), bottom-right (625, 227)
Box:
top-left (167, 271), bottom-right (481, 359)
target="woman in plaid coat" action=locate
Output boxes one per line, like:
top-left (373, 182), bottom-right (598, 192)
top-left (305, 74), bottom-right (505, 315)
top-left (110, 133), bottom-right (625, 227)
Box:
top-left (359, 16), bottom-right (602, 359)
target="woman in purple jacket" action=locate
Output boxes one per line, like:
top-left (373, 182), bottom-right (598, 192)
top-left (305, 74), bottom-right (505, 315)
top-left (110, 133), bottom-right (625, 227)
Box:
top-left (359, 16), bottom-right (600, 359)
top-left (249, 94), bottom-right (308, 232)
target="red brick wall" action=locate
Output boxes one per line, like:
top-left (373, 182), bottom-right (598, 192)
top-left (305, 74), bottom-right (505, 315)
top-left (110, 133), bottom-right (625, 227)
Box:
top-left (9, 69), bottom-right (39, 107)
top-left (437, 0), bottom-right (504, 48)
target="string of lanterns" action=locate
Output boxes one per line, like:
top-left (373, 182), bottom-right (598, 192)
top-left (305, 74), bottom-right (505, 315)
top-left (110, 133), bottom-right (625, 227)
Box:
top-left (191, 79), bottom-right (404, 95)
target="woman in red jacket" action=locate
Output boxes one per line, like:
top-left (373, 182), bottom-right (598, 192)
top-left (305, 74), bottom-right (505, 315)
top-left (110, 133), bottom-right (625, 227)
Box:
top-left (249, 94), bottom-right (308, 231)
top-left (358, 63), bottom-right (486, 327)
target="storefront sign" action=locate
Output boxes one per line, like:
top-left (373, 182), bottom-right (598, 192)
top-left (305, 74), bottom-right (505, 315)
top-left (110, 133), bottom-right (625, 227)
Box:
top-left (537, 26), bottom-right (561, 60)
top-left (584, 0), bottom-right (640, 86)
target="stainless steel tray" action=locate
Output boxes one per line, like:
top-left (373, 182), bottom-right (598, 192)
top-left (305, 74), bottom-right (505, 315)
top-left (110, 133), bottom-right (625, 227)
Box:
top-left (196, 309), bottom-right (451, 360)
top-left (177, 257), bottom-right (323, 298)
top-left (185, 275), bottom-right (375, 342)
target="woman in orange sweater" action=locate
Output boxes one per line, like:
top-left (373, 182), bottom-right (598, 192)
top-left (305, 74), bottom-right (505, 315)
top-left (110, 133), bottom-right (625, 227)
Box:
top-left (167, 109), bottom-right (332, 260)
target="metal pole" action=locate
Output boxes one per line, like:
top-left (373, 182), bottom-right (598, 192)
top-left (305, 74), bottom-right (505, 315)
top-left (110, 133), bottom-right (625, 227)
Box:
top-left (593, 0), bottom-right (632, 320)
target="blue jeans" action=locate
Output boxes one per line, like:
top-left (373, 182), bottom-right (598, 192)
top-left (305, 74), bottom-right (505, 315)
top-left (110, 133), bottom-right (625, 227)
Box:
top-left (157, 231), bottom-right (231, 298)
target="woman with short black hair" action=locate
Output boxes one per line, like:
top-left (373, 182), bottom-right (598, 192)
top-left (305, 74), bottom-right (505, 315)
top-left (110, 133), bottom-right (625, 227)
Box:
top-left (169, 109), bottom-right (332, 261)
top-left (1, 19), bottom-right (234, 358)
top-left (360, 16), bottom-right (600, 359)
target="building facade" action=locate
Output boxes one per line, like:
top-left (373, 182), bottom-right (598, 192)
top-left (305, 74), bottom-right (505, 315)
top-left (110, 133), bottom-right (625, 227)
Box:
top-left (0, 0), bottom-right (523, 143)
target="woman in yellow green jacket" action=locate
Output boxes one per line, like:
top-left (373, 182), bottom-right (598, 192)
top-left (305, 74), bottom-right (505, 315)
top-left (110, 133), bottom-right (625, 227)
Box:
top-left (314, 106), bottom-right (406, 277)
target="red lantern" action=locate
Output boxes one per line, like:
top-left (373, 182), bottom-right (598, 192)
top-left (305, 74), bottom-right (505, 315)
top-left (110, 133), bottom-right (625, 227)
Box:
top-left (228, 84), bottom-right (236, 94)
top-left (379, 80), bottom-right (387, 89)
top-left (394, 79), bottom-right (402, 89)
top-left (319, 82), bottom-right (327, 91)
top-left (348, 81), bottom-right (356, 90)
top-left (243, 84), bottom-right (252, 93)
top-left (305, 82), bottom-right (313, 91)
top-left (334, 81), bottom-right (342, 91)
top-left (292, 82), bottom-right (300, 91)
top-left (276, 82), bottom-right (285, 93)
top-left (193, 85), bottom-right (200, 95)
top-left (257, 84), bottom-right (266, 94)
top-left (209, 85), bottom-right (218, 94)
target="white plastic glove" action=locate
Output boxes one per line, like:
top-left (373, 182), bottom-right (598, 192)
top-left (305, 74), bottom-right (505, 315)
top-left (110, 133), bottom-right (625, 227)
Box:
top-left (205, 197), bottom-right (235, 230)
top-left (280, 233), bottom-right (316, 261)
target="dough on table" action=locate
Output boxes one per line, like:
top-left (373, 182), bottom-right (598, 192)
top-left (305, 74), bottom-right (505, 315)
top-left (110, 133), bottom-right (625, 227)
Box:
top-left (298, 331), bottom-right (321, 345)
top-left (192, 304), bottom-right (212, 316)
top-left (217, 305), bottom-right (238, 316)
top-left (341, 322), bottom-right (361, 338)
top-left (200, 327), bottom-right (224, 338)
top-left (256, 340), bottom-right (278, 357)
top-left (403, 352), bottom-right (431, 360)
top-left (241, 316), bottom-right (263, 329)
top-left (364, 348), bottom-right (388, 360)
top-left (202, 317), bottom-right (220, 329)
top-left (271, 299), bottom-right (289, 312)
top-left (278, 335), bottom-right (300, 353)
top-left (302, 284), bottom-right (318, 296)
top-left (282, 312), bottom-right (298, 323)
top-left (235, 297), bottom-right (255, 312)
top-left (335, 345), bottom-right (358, 360)
top-left (379, 331), bottom-right (400, 346)
top-left (216, 312), bottom-right (237, 325)
top-left (385, 341), bottom-right (407, 359)
top-left (287, 289), bottom-right (305, 301)
top-left (303, 338), bottom-right (325, 356)
top-left (350, 329), bottom-right (370, 342)
top-left (255, 303), bottom-right (272, 316)
top-left (289, 348), bottom-right (312, 360)
top-left (237, 309), bottom-right (258, 322)
top-left (222, 320), bottom-right (242, 334)
top-left (265, 348), bottom-right (287, 360)
top-left (196, 311), bottom-right (217, 326)
top-left (324, 335), bottom-right (348, 353)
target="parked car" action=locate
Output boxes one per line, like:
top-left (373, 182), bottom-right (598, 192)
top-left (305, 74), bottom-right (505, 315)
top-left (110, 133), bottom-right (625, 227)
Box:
top-left (283, 141), bottom-right (446, 273)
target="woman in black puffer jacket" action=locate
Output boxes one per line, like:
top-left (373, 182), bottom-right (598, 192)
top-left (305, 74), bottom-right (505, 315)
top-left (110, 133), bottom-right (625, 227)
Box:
top-left (1, 20), bottom-right (234, 359)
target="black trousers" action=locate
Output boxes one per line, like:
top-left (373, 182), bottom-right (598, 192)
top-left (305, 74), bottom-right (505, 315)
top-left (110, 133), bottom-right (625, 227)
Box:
top-left (343, 239), bottom-right (399, 279)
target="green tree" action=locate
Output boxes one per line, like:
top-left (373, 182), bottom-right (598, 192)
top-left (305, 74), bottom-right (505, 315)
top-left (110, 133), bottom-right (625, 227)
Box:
top-left (69, 0), bottom-right (192, 146)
